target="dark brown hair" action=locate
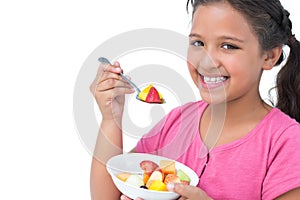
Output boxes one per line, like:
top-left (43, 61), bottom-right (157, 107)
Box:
top-left (187, 0), bottom-right (300, 122)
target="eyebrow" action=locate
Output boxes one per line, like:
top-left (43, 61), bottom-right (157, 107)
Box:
top-left (189, 33), bottom-right (244, 43)
top-left (189, 33), bottom-right (201, 38)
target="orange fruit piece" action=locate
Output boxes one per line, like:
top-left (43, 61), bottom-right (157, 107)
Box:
top-left (143, 173), bottom-right (150, 184)
top-left (116, 172), bottom-right (131, 182)
top-left (160, 160), bottom-right (176, 174)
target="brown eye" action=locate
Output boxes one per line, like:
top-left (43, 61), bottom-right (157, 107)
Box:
top-left (222, 44), bottom-right (239, 50)
top-left (191, 40), bottom-right (204, 47)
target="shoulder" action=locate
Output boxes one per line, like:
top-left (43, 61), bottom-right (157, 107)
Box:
top-left (260, 107), bottom-right (300, 161)
top-left (262, 109), bottom-right (300, 199)
top-left (262, 107), bottom-right (300, 133)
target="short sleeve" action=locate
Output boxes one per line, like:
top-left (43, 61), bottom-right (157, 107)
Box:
top-left (262, 124), bottom-right (300, 199)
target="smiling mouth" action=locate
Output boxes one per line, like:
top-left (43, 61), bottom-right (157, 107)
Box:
top-left (199, 74), bottom-right (229, 88)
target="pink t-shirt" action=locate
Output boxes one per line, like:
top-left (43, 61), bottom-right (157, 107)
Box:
top-left (136, 101), bottom-right (300, 200)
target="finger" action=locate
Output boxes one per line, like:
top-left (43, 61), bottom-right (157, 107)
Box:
top-left (95, 63), bottom-right (122, 86)
top-left (120, 195), bottom-right (143, 200)
top-left (90, 63), bottom-right (122, 93)
top-left (103, 86), bottom-right (135, 99)
top-left (169, 183), bottom-right (201, 199)
top-left (178, 197), bottom-right (187, 200)
top-left (99, 68), bottom-right (123, 84)
top-left (103, 62), bottom-right (122, 73)
top-left (90, 80), bottom-right (132, 100)
top-left (96, 78), bottom-right (134, 93)
top-left (97, 61), bottom-right (122, 76)
top-left (113, 61), bottom-right (121, 67)
top-left (120, 195), bottom-right (131, 200)
top-left (95, 65), bottom-right (131, 89)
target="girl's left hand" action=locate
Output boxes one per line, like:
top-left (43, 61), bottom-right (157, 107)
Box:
top-left (120, 183), bottom-right (212, 200)
top-left (168, 183), bottom-right (212, 200)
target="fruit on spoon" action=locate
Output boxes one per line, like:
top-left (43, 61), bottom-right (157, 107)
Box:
top-left (98, 57), bottom-right (165, 104)
top-left (138, 84), bottom-right (164, 104)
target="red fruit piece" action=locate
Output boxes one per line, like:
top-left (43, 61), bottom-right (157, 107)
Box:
top-left (145, 87), bottom-right (162, 103)
top-left (140, 160), bottom-right (159, 174)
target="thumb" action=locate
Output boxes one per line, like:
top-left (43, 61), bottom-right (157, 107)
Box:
top-left (168, 183), bottom-right (194, 196)
top-left (167, 183), bottom-right (211, 200)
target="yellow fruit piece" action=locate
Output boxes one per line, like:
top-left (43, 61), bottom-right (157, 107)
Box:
top-left (158, 92), bottom-right (163, 100)
top-left (117, 172), bottom-right (131, 182)
top-left (138, 84), bottom-right (153, 101)
top-left (146, 170), bottom-right (163, 188)
top-left (148, 180), bottom-right (167, 191)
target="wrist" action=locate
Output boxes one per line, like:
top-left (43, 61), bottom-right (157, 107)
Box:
top-left (100, 119), bottom-right (122, 132)
top-left (93, 120), bottom-right (123, 163)
top-left (202, 191), bottom-right (213, 200)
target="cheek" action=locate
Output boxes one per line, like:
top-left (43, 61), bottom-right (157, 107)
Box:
top-left (187, 61), bottom-right (199, 86)
top-left (187, 47), bottom-right (200, 81)
top-left (187, 46), bottom-right (199, 66)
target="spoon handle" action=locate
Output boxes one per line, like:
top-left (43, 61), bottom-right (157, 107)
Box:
top-left (98, 57), bottom-right (141, 93)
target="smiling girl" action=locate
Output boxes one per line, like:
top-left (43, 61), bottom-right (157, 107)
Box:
top-left (90, 0), bottom-right (300, 199)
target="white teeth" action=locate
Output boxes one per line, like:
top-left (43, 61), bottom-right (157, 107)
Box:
top-left (203, 76), bottom-right (227, 84)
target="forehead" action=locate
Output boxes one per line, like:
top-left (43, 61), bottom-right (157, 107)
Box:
top-left (191, 2), bottom-right (254, 38)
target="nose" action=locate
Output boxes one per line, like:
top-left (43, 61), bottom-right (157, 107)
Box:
top-left (198, 48), bottom-right (221, 71)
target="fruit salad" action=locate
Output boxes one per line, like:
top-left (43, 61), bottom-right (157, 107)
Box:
top-left (116, 160), bottom-right (191, 192)
top-left (137, 84), bottom-right (165, 104)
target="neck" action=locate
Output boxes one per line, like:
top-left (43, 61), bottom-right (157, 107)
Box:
top-left (200, 96), bottom-right (271, 149)
top-left (207, 95), bottom-right (270, 123)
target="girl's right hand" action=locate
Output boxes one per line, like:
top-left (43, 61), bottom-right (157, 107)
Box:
top-left (90, 61), bottom-right (135, 122)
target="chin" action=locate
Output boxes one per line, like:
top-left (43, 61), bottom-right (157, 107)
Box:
top-left (200, 91), bottom-right (227, 105)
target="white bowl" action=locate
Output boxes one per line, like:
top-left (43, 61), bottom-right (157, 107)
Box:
top-left (106, 153), bottom-right (199, 200)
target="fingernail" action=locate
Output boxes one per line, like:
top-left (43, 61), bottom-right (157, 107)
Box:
top-left (120, 195), bottom-right (125, 200)
top-left (114, 61), bottom-right (120, 66)
top-left (167, 182), bottom-right (175, 191)
top-left (114, 68), bottom-right (122, 73)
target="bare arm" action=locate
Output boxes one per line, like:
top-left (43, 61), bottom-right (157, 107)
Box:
top-left (90, 120), bottom-right (123, 200)
top-left (89, 61), bottom-right (135, 200)
top-left (275, 188), bottom-right (300, 200)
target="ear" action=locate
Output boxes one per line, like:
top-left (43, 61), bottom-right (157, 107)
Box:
top-left (262, 46), bottom-right (283, 70)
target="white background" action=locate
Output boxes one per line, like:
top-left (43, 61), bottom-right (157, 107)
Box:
top-left (0, 0), bottom-right (298, 199)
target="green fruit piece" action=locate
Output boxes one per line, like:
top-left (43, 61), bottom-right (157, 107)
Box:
top-left (176, 169), bottom-right (191, 182)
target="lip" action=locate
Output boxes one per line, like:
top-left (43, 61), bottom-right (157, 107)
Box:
top-left (199, 74), bottom-right (229, 90)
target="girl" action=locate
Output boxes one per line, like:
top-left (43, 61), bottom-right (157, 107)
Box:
top-left (90, 0), bottom-right (300, 199)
